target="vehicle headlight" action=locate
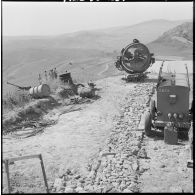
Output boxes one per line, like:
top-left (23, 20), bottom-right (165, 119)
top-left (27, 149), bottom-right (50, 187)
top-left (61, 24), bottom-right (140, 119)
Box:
top-left (178, 114), bottom-right (183, 119)
top-left (173, 113), bottom-right (177, 119)
top-left (168, 113), bottom-right (172, 119)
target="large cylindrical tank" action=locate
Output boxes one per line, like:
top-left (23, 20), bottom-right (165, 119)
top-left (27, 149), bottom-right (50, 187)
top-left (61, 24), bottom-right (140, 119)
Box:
top-left (29, 84), bottom-right (50, 98)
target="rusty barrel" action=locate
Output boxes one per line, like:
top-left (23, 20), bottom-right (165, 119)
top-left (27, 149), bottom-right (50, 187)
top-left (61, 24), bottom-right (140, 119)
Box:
top-left (29, 84), bottom-right (50, 98)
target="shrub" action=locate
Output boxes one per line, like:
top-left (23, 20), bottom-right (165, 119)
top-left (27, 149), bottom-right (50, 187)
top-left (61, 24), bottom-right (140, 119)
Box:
top-left (3, 89), bottom-right (32, 113)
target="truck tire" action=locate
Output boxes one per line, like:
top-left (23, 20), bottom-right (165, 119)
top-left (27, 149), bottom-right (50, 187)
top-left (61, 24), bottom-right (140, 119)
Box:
top-left (150, 99), bottom-right (156, 119)
top-left (144, 112), bottom-right (152, 136)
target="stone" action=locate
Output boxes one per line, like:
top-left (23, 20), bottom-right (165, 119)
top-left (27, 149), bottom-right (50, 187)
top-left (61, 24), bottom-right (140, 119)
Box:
top-left (58, 167), bottom-right (66, 178)
top-left (88, 170), bottom-right (95, 178)
top-left (139, 167), bottom-right (147, 174)
top-left (120, 183), bottom-right (129, 191)
top-left (51, 188), bottom-right (56, 192)
top-left (101, 152), bottom-right (117, 157)
top-left (131, 162), bottom-right (139, 171)
top-left (75, 186), bottom-right (85, 193)
top-left (66, 168), bottom-right (72, 175)
top-left (64, 187), bottom-right (74, 193)
top-left (102, 184), bottom-right (114, 193)
top-left (138, 148), bottom-right (148, 159)
top-left (154, 146), bottom-right (158, 150)
top-left (59, 188), bottom-right (65, 193)
top-left (132, 147), bottom-right (139, 155)
top-left (93, 186), bottom-right (103, 193)
top-left (53, 178), bottom-right (65, 191)
top-left (74, 174), bottom-right (81, 180)
top-left (112, 182), bottom-right (119, 188)
top-left (123, 163), bottom-right (131, 169)
top-left (108, 187), bottom-right (119, 193)
top-left (78, 178), bottom-right (85, 183)
top-left (68, 183), bottom-right (77, 189)
top-left (169, 186), bottom-right (183, 192)
top-left (177, 167), bottom-right (184, 174)
top-left (137, 142), bottom-right (142, 149)
top-left (128, 183), bottom-right (139, 192)
top-left (123, 188), bottom-right (133, 193)
top-left (116, 178), bottom-right (122, 184)
top-left (160, 164), bottom-right (166, 168)
top-left (85, 185), bottom-right (95, 192)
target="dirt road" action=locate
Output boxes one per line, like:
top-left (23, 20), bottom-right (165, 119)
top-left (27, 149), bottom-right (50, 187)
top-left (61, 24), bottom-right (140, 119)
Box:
top-left (2, 74), bottom-right (193, 193)
top-left (2, 75), bottom-right (137, 193)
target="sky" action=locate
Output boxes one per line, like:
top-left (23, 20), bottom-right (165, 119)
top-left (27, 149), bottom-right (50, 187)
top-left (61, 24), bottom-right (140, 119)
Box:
top-left (2, 2), bottom-right (193, 36)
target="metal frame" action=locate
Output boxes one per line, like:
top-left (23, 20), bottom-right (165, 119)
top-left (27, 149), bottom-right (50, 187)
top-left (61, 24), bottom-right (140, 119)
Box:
top-left (3, 154), bottom-right (49, 193)
top-left (153, 120), bottom-right (191, 130)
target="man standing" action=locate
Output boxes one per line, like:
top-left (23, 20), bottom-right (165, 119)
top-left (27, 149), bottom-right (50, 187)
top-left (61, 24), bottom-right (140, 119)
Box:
top-left (38, 73), bottom-right (42, 85)
top-left (44, 71), bottom-right (48, 82)
top-left (54, 68), bottom-right (57, 79)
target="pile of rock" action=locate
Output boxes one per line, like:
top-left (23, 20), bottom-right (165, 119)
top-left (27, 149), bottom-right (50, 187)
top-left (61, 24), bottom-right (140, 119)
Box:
top-left (50, 82), bottom-right (155, 193)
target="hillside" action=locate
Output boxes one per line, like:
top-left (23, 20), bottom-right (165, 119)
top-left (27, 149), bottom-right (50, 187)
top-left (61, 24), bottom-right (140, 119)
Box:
top-left (3, 73), bottom-right (193, 193)
top-left (147, 22), bottom-right (193, 60)
top-left (2, 19), bottom-right (192, 94)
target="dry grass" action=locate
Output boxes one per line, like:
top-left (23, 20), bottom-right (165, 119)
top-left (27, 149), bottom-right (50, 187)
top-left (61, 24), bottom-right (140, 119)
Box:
top-left (3, 97), bottom-right (59, 134)
top-left (2, 73), bottom-right (95, 135)
top-left (3, 77), bottom-right (61, 113)
top-left (3, 89), bottom-right (32, 113)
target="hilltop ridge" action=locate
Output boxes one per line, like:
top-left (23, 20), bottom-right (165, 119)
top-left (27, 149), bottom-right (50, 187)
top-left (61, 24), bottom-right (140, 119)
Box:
top-left (3, 19), bottom-right (193, 94)
top-left (147, 22), bottom-right (193, 59)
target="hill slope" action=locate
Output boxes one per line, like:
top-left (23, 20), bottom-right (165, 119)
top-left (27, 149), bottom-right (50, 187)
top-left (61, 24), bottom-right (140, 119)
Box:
top-left (3, 19), bottom-right (192, 94)
top-left (147, 22), bottom-right (193, 60)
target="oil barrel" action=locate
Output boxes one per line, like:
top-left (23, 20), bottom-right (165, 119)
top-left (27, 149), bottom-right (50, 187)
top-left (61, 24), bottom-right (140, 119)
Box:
top-left (29, 84), bottom-right (50, 98)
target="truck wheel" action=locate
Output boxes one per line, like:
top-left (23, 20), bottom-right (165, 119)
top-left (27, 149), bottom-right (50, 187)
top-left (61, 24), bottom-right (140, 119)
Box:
top-left (144, 112), bottom-right (152, 136)
top-left (150, 99), bottom-right (156, 119)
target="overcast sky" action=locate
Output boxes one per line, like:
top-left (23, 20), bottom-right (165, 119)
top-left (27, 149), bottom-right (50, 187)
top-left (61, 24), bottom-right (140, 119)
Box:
top-left (2, 2), bottom-right (193, 36)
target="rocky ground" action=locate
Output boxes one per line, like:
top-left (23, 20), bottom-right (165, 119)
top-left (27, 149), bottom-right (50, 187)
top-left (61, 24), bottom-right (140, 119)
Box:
top-left (50, 82), bottom-right (154, 193)
top-left (50, 80), bottom-right (193, 193)
top-left (49, 79), bottom-right (193, 193)
top-left (2, 74), bottom-right (193, 193)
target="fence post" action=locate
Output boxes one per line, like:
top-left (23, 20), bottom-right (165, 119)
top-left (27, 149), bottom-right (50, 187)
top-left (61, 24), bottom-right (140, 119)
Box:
top-left (5, 159), bottom-right (11, 193)
top-left (39, 154), bottom-right (49, 193)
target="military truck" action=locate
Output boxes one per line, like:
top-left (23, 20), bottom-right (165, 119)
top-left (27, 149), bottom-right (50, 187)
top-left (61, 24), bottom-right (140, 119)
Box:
top-left (144, 61), bottom-right (193, 141)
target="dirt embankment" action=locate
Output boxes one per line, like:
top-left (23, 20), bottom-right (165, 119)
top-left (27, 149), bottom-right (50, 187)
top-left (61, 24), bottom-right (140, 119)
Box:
top-left (2, 75), bottom-right (137, 193)
top-left (2, 75), bottom-right (193, 193)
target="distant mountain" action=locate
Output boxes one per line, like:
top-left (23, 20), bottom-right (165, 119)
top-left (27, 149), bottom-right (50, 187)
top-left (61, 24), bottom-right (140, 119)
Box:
top-left (3, 19), bottom-right (190, 52)
top-left (147, 22), bottom-right (193, 60)
top-left (3, 19), bottom-right (192, 93)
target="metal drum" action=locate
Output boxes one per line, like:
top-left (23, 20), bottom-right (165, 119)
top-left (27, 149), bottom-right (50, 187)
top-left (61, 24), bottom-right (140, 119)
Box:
top-left (29, 84), bottom-right (50, 98)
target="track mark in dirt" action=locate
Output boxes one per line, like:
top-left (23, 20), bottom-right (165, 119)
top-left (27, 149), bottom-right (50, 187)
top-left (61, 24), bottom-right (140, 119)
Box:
top-left (98, 63), bottom-right (110, 76)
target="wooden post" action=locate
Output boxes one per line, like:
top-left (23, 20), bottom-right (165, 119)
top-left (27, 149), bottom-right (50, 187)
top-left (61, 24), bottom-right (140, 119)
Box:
top-left (39, 154), bottom-right (49, 193)
top-left (5, 159), bottom-right (11, 193)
